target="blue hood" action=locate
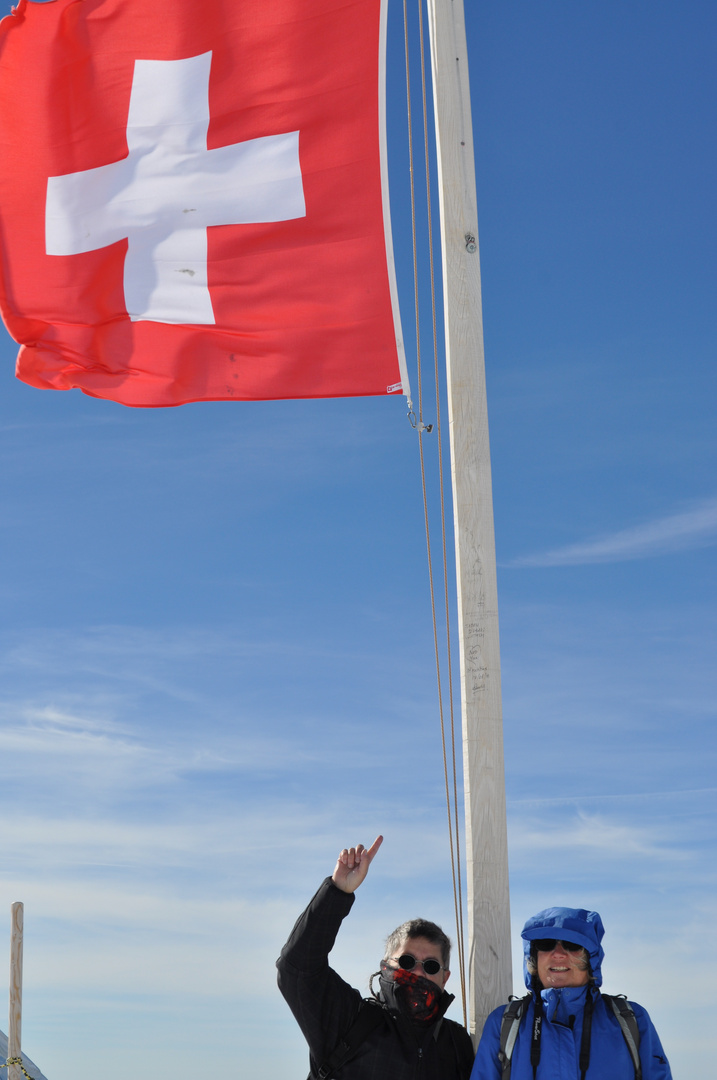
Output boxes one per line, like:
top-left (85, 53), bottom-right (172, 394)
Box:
top-left (521, 907), bottom-right (605, 988)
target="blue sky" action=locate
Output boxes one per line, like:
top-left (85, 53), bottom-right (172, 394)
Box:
top-left (0, 1), bottom-right (715, 1077)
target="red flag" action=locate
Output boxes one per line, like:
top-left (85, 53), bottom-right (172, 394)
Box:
top-left (0, 0), bottom-right (406, 406)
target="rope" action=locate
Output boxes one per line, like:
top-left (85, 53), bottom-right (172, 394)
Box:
top-left (403, 0), bottom-right (467, 1027)
top-left (2, 1059), bottom-right (38, 1080)
top-left (416, 0), bottom-right (467, 1020)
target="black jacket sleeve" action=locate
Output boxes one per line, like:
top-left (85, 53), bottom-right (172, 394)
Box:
top-left (277, 878), bottom-right (366, 1070)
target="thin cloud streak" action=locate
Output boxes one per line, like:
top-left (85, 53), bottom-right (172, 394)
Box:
top-left (508, 787), bottom-right (717, 807)
top-left (506, 496), bottom-right (717, 566)
top-left (0, 699), bottom-right (412, 789)
top-left (508, 811), bottom-right (690, 861)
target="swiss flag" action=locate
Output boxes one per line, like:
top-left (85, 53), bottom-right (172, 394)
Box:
top-left (0, 0), bottom-right (406, 406)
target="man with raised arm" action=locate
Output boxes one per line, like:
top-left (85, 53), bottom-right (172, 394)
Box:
top-left (277, 835), bottom-right (474, 1080)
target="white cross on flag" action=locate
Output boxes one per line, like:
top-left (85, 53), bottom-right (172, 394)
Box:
top-left (0, 0), bottom-right (406, 406)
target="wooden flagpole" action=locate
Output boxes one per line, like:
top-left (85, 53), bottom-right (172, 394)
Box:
top-left (8, 903), bottom-right (23, 1080)
top-left (425, 0), bottom-right (512, 1038)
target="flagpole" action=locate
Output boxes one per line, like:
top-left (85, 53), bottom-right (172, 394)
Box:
top-left (8, 903), bottom-right (23, 1080)
top-left (424, 0), bottom-right (512, 1038)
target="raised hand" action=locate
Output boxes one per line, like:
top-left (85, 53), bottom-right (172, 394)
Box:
top-left (331, 835), bottom-right (383, 894)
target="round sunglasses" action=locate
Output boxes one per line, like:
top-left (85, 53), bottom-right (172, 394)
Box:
top-left (532, 939), bottom-right (585, 954)
top-left (391, 953), bottom-right (447, 976)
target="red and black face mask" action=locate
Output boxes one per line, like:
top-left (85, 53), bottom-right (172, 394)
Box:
top-left (379, 963), bottom-right (443, 1024)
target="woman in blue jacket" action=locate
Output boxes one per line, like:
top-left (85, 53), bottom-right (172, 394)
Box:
top-left (471, 906), bottom-right (672, 1080)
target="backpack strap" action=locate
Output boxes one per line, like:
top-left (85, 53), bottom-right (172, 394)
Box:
top-left (602, 994), bottom-right (642, 1080)
top-left (314, 998), bottom-right (388, 1080)
top-left (578, 987), bottom-right (595, 1080)
top-left (442, 1017), bottom-right (475, 1078)
top-left (498, 995), bottom-right (531, 1080)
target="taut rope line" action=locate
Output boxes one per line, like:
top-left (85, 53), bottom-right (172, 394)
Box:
top-left (403, 0), bottom-right (467, 1026)
top-left (416, 0), bottom-right (467, 1018)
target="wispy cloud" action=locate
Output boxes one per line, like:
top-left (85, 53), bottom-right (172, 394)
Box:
top-left (506, 496), bottom-right (717, 566)
top-left (0, 700), bottom-right (364, 795)
top-left (0, 805), bottom-right (340, 871)
top-left (508, 810), bottom-right (688, 861)
top-left (508, 787), bottom-right (717, 808)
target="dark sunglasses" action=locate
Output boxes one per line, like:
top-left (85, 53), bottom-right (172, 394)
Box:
top-left (532, 939), bottom-right (584, 954)
top-left (391, 953), bottom-right (446, 976)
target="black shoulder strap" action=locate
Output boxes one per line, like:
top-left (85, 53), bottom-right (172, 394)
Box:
top-left (314, 998), bottom-right (387, 1080)
top-left (498, 995), bottom-right (530, 1080)
top-left (602, 994), bottom-right (642, 1080)
top-left (442, 1018), bottom-right (476, 1079)
top-left (578, 987), bottom-right (595, 1080)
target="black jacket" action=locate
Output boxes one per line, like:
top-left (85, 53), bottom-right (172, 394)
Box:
top-left (277, 878), bottom-right (475, 1080)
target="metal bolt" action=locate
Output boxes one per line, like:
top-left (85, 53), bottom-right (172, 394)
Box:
top-left (465, 233), bottom-right (477, 253)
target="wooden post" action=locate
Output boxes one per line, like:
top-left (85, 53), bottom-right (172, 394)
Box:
top-left (8, 903), bottom-right (23, 1080)
top-left (425, 0), bottom-right (512, 1038)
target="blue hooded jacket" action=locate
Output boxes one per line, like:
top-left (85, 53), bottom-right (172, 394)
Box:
top-left (470, 906), bottom-right (672, 1080)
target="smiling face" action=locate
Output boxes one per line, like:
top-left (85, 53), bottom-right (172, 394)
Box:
top-left (535, 941), bottom-right (590, 988)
